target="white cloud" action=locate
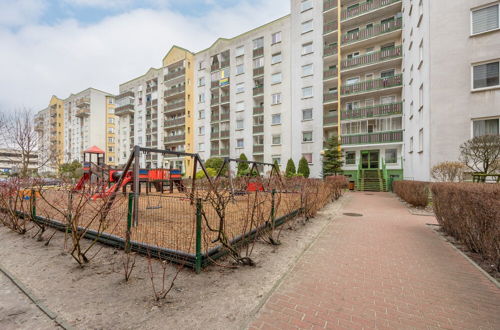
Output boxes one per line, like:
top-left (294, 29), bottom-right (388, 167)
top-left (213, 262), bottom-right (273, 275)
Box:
top-left (0, 0), bottom-right (289, 112)
top-left (0, 0), bottom-right (46, 27)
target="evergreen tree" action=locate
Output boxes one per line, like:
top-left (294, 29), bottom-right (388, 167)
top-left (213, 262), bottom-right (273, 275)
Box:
top-left (322, 136), bottom-right (343, 177)
top-left (285, 159), bottom-right (296, 178)
top-left (204, 157), bottom-right (227, 175)
top-left (273, 159), bottom-right (280, 174)
top-left (297, 157), bottom-right (310, 178)
top-left (236, 153), bottom-right (249, 176)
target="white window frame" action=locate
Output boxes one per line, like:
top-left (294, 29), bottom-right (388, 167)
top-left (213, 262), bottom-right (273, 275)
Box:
top-left (272, 93), bottom-right (282, 105)
top-left (271, 31), bottom-right (282, 44)
top-left (302, 42), bottom-right (313, 55)
top-left (302, 131), bottom-right (313, 143)
top-left (271, 52), bottom-right (282, 65)
top-left (235, 46), bottom-right (245, 57)
top-left (471, 60), bottom-right (500, 91)
top-left (302, 108), bottom-right (313, 121)
top-left (301, 0), bottom-right (313, 12)
top-left (236, 82), bottom-right (245, 94)
top-left (236, 138), bottom-right (244, 148)
top-left (236, 119), bottom-right (244, 130)
top-left (302, 63), bottom-right (314, 77)
top-left (236, 64), bottom-right (244, 75)
top-left (302, 86), bottom-right (313, 99)
top-left (272, 134), bottom-right (281, 145)
top-left (271, 72), bottom-right (282, 84)
top-left (301, 20), bottom-right (313, 34)
top-left (271, 113), bottom-right (282, 125)
top-left (471, 3), bottom-right (500, 36)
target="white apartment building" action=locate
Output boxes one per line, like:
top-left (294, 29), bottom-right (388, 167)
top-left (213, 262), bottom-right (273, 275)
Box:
top-left (63, 88), bottom-right (116, 164)
top-left (403, 0), bottom-right (500, 181)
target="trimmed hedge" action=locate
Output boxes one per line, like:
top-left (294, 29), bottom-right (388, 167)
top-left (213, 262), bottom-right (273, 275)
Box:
top-left (431, 183), bottom-right (500, 271)
top-left (393, 180), bottom-right (430, 207)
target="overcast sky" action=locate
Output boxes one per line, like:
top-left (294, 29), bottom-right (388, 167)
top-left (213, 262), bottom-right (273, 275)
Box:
top-left (0, 0), bottom-right (290, 113)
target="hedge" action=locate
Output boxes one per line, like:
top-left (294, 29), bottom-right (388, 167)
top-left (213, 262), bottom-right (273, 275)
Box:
top-left (431, 183), bottom-right (500, 271)
top-left (392, 180), bottom-right (430, 207)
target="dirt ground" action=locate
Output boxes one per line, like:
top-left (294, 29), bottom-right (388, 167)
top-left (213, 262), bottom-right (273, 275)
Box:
top-left (0, 196), bottom-right (345, 330)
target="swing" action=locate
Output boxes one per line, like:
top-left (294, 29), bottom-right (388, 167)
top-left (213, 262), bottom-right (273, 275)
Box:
top-left (146, 196), bottom-right (162, 210)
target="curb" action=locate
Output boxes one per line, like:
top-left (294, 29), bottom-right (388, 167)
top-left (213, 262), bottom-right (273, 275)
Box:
top-left (0, 262), bottom-right (74, 330)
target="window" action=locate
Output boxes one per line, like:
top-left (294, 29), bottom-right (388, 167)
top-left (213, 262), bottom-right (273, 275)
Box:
top-left (236, 119), bottom-right (244, 130)
top-left (302, 86), bottom-right (313, 98)
top-left (302, 42), bottom-right (313, 55)
top-left (272, 52), bottom-right (282, 64)
top-left (271, 72), bottom-right (282, 84)
top-left (198, 143), bottom-right (205, 152)
top-left (108, 146), bottom-right (114, 152)
top-left (272, 134), bottom-right (281, 145)
top-left (253, 37), bottom-right (264, 49)
top-left (199, 93), bottom-right (205, 103)
top-left (108, 137), bottom-right (114, 143)
top-left (236, 82), bottom-right (245, 94)
top-left (410, 101), bottom-right (414, 118)
top-left (199, 126), bottom-right (205, 135)
top-left (345, 151), bottom-right (356, 165)
top-left (419, 84), bottom-right (424, 110)
top-left (381, 69), bottom-right (395, 78)
top-left (473, 61), bottom-right (500, 89)
top-left (272, 113), bottom-right (281, 125)
top-left (473, 118), bottom-right (500, 137)
top-left (253, 57), bottom-right (264, 68)
top-left (108, 118), bottom-right (115, 124)
top-left (199, 110), bottom-right (205, 119)
top-left (236, 64), bottom-right (244, 75)
top-left (472, 4), bottom-right (499, 35)
top-left (302, 108), bottom-right (313, 120)
top-left (198, 61), bottom-right (205, 70)
top-left (346, 77), bottom-right (359, 85)
top-left (302, 63), bottom-right (313, 76)
top-left (419, 40), bottom-right (424, 67)
top-left (302, 20), bottom-right (313, 33)
top-left (409, 136), bottom-right (414, 153)
top-left (198, 77), bottom-right (205, 87)
top-left (108, 127), bottom-right (115, 134)
top-left (271, 31), bottom-right (282, 44)
top-left (385, 149), bottom-right (397, 163)
top-left (272, 93), bottom-right (282, 105)
top-left (236, 139), bottom-right (244, 148)
top-left (301, 0), bottom-right (313, 12)
top-left (235, 46), bottom-right (244, 57)
top-left (302, 153), bottom-right (313, 164)
top-left (302, 131), bottom-right (313, 142)
top-left (418, 129), bottom-right (424, 152)
top-left (236, 101), bottom-right (245, 112)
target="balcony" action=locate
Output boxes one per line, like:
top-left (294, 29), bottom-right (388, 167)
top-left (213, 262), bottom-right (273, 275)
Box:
top-left (220, 60), bottom-right (230, 68)
top-left (75, 108), bottom-right (90, 118)
top-left (211, 63), bottom-right (220, 72)
top-left (341, 102), bottom-right (402, 120)
top-left (253, 47), bottom-right (264, 58)
top-left (323, 45), bottom-right (338, 57)
top-left (220, 113), bottom-right (230, 121)
top-left (49, 108), bottom-right (57, 117)
top-left (323, 68), bottom-right (338, 80)
top-left (146, 85), bottom-right (158, 94)
top-left (323, 115), bottom-right (339, 126)
top-left (211, 113), bottom-right (220, 122)
top-left (341, 74), bottom-right (402, 96)
top-left (211, 80), bottom-right (219, 88)
top-left (341, 130), bottom-right (403, 145)
top-left (253, 67), bottom-right (264, 77)
top-left (323, 21), bottom-right (338, 35)
top-left (253, 106), bottom-right (264, 115)
top-left (253, 86), bottom-right (264, 96)
top-left (253, 125), bottom-right (264, 134)
top-left (253, 145), bottom-right (264, 154)
top-left (115, 104), bottom-right (134, 116)
top-left (341, 18), bottom-right (402, 46)
top-left (164, 101), bottom-right (185, 111)
top-left (116, 90), bottom-right (134, 100)
top-left (211, 131), bottom-right (220, 139)
top-left (341, 0), bottom-right (401, 22)
top-left (220, 95), bottom-right (230, 104)
top-left (323, 92), bottom-right (338, 103)
top-left (164, 134), bottom-right (185, 143)
top-left (164, 68), bottom-right (185, 81)
top-left (341, 46), bottom-right (402, 71)
top-left (220, 130), bottom-right (230, 138)
top-left (164, 86), bottom-right (185, 98)
top-left (76, 97), bottom-right (90, 108)
top-left (211, 97), bottom-right (220, 105)
top-left (35, 123), bottom-right (44, 132)
top-left (323, 0), bottom-right (337, 12)
top-left (220, 149), bottom-right (230, 156)
top-left (146, 99), bottom-right (158, 108)
top-left (164, 117), bottom-right (185, 128)
top-left (210, 149), bottom-right (220, 156)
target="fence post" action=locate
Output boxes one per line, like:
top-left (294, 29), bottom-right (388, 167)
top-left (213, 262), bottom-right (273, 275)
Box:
top-left (125, 193), bottom-right (134, 253)
top-left (270, 189), bottom-right (276, 225)
top-left (195, 198), bottom-right (202, 274)
top-left (31, 189), bottom-right (37, 220)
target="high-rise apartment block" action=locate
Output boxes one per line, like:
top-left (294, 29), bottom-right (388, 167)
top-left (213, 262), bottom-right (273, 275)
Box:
top-left (36, 0), bottom-right (499, 185)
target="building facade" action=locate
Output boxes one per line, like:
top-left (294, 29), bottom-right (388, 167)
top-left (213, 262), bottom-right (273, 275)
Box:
top-left (0, 148), bottom-right (38, 176)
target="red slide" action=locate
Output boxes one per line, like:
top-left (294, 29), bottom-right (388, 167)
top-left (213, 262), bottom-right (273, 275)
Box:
top-left (74, 173), bottom-right (90, 191)
top-left (91, 176), bottom-right (132, 200)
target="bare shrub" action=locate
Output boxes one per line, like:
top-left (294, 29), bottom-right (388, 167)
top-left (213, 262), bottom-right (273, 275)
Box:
top-left (393, 180), bottom-right (430, 207)
top-left (460, 134), bottom-right (500, 174)
top-left (431, 161), bottom-right (467, 182)
top-left (431, 183), bottom-right (500, 271)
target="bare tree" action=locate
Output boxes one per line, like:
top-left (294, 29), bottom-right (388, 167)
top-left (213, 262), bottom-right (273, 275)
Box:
top-left (460, 135), bottom-right (500, 174)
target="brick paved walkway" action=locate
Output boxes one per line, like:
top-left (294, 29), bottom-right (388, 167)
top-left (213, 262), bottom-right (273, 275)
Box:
top-left (249, 192), bottom-right (500, 330)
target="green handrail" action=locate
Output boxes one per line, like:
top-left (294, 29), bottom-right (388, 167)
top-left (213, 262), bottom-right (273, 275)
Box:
top-left (356, 160), bottom-right (362, 190)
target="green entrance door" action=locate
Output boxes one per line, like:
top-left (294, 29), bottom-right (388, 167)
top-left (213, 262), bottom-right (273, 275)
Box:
top-left (361, 150), bottom-right (380, 169)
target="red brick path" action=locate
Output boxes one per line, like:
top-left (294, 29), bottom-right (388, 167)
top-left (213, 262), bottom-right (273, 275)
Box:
top-left (249, 192), bottom-right (500, 329)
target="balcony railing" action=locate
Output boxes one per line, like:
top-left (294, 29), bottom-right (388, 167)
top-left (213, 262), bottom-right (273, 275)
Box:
top-left (323, 21), bottom-right (338, 34)
top-left (323, 92), bottom-right (338, 103)
top-left (341, 0), bottom-right (401, 21)
top-left (341, 46), bottom-right (402, 70)
top-left (164, 68), bottom-right (185, 81)
top-left (253, 145), bottom-right (264, 154)
top-left (323, 68), bottom-right (338, 80)
top-left (164, 101), bottom-right (185, 111)
top-left (49, 108), bottom-right (57, 117)
top-left (164, 134), bottom-right (185, 143)
top-left (341, 18), bottom-right (402, 45)
top-left (164, 86), bottom-right (185, 98)
top-left (253, 47), bottom-right (264, 58)
top-left (211, 132), bottom-right (220, 139)
top-left (210, 149), bottom-right (220, 156)
top-left (220, 113), bottom-right (230, 121)
top-left (220, 60), bottom-right (230, 68)
top-left (323, 115), bottom-right (339, 126)
top-left (253, 106), bottom-right (264, 115)
top-left (341, 74), bottom-right (402, 96)
top-left (220, 95), bottom-right (230, 104)
top-left (341, 130), bottom-right (403, 145)
top-left (211, 97), bottom-right (220, 105)
top-left (323, 45), bottom-right (338, 57)
top-left (116, 90), bottom-right (134, 100)
top-left (211, 80), bottom-right (219, 88)
top-left (76, 97), bottom-right (90, 108)
top-left (164, 117), bottom-right (185, 128)
top-left (323, 0), bottom-right (337, 11)
top-left (75, 108), bottom-right (90, 117)
top-left (253, 67), bottom-right (264, 77)
top-left (341, 102), bottom-right (402, 120)
top-left (253, 125), bottom-right (264, 134)
top-left (211, 113), bottom-right (219, 122)
top-left (220, 130), bottom-right (230, 138)
top-left (220, 149), bottom-right (230, 156)
top-left (253, 86), bottom-right (264, 96)
top-left (115, 104), bottom-right (134, 116)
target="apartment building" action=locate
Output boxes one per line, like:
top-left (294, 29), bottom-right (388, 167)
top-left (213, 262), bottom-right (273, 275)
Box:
top-left (115, 46), bottom-right (194, 173)
top-left (0, 149), bottom-right (39, 176)
top-left (35, 95), bottom-right (64, 173)
top-left (403, 0), bottom-right (500, 181)
top-left (194, 16), bottom-right (292, 173)
top-left (63, 88), bottom-right (116, 165)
